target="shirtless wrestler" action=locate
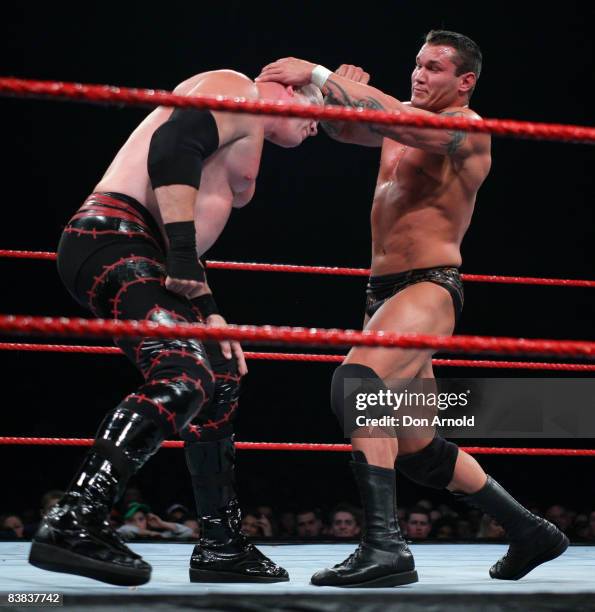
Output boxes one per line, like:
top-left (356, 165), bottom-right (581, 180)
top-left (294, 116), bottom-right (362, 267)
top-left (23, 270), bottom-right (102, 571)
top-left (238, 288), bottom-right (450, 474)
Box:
top-left (28, 68), bottom-right (320, 586)
top-left (257, 30), bottom-right (568, 587)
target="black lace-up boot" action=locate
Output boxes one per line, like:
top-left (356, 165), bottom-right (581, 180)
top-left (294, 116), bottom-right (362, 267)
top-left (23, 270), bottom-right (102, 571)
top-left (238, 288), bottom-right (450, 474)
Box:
top-left (29, 407), bottom-right (163, 585)
top-left (311, 453), bottom-right (418, 588)
top-left (185, 437), bottom-right (288, 582)
top-left (455, 476), bottom-right (568, 579)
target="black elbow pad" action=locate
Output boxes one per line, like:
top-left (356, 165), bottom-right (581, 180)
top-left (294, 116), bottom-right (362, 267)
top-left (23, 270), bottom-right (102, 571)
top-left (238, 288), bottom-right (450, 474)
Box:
top-left (148, 108), bottom-right (219, 189)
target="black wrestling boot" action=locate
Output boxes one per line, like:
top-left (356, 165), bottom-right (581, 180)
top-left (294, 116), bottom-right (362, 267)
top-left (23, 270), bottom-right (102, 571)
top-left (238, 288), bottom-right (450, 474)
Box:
top-left (29, 407), bottom-right (162, 586)
top-left (311, 454), bottom-right (418, 588)
top-left (185, 437), bottom-right (288, 583)
top-left (456, 476), bottom-right (569, 580)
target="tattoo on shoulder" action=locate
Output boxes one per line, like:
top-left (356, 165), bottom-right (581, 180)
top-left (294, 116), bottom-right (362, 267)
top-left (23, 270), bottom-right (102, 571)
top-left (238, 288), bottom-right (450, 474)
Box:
top-left (440, 111), bottom-right (467, 155)
top-left (321, 79), bottom-right (387, 137)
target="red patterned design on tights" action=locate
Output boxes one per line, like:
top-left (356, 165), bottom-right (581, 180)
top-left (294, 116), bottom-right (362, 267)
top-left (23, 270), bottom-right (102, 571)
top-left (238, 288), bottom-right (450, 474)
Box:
top-left (86, 255), bottom-right (163, 315)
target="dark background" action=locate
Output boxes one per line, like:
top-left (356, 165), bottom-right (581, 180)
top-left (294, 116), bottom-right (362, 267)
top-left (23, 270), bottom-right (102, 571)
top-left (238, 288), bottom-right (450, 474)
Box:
top-left (2, 2), bottom-right (594, 519)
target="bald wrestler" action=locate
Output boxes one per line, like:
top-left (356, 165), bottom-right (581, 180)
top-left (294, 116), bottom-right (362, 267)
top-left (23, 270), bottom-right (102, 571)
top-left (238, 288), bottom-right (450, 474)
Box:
top-left (29, 68), bottom-right (321, 585)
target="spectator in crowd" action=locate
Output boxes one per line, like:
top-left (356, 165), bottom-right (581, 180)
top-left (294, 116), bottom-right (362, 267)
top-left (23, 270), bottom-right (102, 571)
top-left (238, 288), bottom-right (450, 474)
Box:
top-left (0, 514), bottom-right (25, 538)
top-left (329, 504), bottom-right (361, 538)
top-left (184, 518), bottom-right (200, 539)
top-left (278, 510), bottom-right (296, 538)
top-left (166, 503), bottom-right (191, 524)
top-left (571, 513), bottom-right (589, 540)
top-left (545, 505), bottom-right (571, 533)
top-left (405, 507), bottom-right (432, 540)
top-left (296, 508), bottom-right (324, 538)
top-left (240, 509), bottom-right (273, 537)
top-left (256, 504), bottom-right (278, 535)
top-left (476, 514), bottom-right (506, 540)
top-left (241, 512), bottom-right (261, 537)
top-left (437, 503), bottom-right (458, 518)
top-left (117, 502), bottom-right (193, 540)
top-left (17, 490), bottom-right (66, 538)
top-left (415, 499), bottom-right (433, 511)
top-left (432, 517), bottom-right (457, 539)
top-left (256, 505), bottom-right (274, 520)
top-left (120, 486), bottom-right (146, 510)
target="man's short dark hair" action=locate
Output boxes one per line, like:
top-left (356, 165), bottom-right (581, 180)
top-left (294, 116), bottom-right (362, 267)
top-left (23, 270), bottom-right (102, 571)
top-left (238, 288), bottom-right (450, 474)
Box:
top-left (331, 503), bottom-right (362, 526)
top-left (406, 506), bottom-right (431, 522)
top-left (296, 508), bottom-right (322, 521)
top-left (425, 30), bottom-right (482, 79)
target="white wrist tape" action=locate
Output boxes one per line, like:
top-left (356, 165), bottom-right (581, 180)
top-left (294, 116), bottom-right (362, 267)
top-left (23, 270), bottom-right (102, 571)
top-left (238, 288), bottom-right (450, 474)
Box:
top-left (311, 65), bottom-right (332, 89)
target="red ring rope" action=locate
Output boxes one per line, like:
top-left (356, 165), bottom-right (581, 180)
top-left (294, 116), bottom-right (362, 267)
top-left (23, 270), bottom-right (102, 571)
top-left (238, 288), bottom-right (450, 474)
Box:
top-left (0, 315), bottom-right (593, 358)
top-left (1, 77), bottom-right (594, 143)
top-left (2, 250), bottom-right (594, 288)
top-left (1, 343), bottom-right (594, 371)
top-left (0, 437), bottom-right (593, 456)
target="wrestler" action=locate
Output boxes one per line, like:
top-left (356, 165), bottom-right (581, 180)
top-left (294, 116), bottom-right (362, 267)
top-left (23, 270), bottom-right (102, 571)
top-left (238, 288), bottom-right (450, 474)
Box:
top-left (257, 30), bottom-right (568, 587)
top-left (28, 69), bottom-right (320, 586)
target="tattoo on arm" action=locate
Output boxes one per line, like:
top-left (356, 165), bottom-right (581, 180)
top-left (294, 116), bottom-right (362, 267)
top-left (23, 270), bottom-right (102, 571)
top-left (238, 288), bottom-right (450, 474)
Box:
top-left (321, 78), bottom-right (387, 137)
top-left (440, 112), bottom-right (467, 155)
top-left (321, 79), bottom-right (468, 154)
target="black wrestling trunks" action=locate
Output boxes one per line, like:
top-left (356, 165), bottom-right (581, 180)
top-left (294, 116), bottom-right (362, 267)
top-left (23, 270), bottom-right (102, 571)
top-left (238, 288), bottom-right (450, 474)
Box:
top-left (365, 266), bottom-right (464, 320)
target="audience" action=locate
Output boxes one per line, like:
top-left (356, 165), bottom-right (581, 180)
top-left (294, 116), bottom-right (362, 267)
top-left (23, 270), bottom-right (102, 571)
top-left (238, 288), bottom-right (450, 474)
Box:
top-left (3, 485), bottom-right (594, 544)
top-left (117, 502), bottom-right (194, 540)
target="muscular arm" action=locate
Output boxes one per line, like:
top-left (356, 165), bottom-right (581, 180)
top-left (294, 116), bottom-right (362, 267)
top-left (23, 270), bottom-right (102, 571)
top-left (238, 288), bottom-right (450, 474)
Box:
top-left (320, 78), bottom-right (384, 147)
top-left (320, 74), bottom-right (486, 158)
top-left (258, 58), bottom-right (487, 156)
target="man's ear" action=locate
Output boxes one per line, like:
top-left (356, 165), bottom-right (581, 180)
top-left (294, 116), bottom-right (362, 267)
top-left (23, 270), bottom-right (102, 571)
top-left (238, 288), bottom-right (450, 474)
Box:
top-left (285, 85), bottom-right (295, 96)
top-left (459, 72), bottom-right (476, 95)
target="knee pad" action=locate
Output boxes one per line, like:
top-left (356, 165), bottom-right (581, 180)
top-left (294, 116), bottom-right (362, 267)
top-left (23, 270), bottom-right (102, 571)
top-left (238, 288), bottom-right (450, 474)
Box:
top-left (331, 363), bottom-right (387, 436)
top-left (396, 436), bottom-right (459, 489)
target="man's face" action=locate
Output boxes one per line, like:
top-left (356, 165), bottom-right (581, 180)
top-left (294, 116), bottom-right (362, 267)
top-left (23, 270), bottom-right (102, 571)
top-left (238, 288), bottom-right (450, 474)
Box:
top-left (3, 515), bottom-right (24, 537)
top-left (296, 511), bottom-right (322, 537)
top-left (407, 512), bottom-right (431, 539)
top-left (130, 511), bottom-right (147, 530)
top-left (546, 505), bottom-right (570, 530)
top-left (271, 92), bottom-right (318, 148)
top-left (330, 511), bottom-right (360, 537)
top-left (411, 44), bottom-right (463, 111)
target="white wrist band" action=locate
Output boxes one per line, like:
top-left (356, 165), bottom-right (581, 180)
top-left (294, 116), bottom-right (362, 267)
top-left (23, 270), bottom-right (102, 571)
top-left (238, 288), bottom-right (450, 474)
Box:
top-left (311, 65), bottom-right (332, 89)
